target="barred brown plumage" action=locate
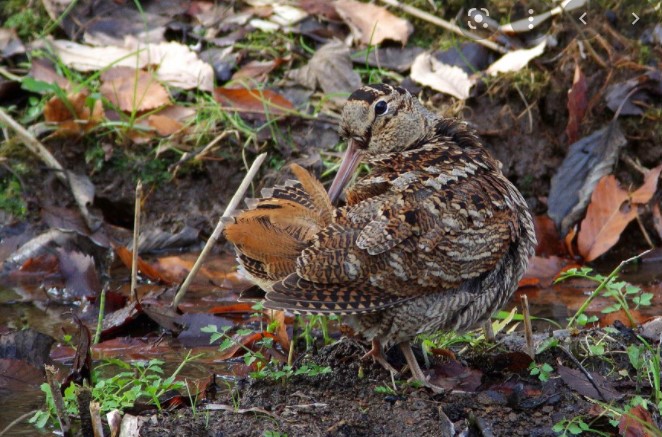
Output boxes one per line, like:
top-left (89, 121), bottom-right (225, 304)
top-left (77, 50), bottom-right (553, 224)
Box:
top-left (223, 84), bottom-right (537, 390)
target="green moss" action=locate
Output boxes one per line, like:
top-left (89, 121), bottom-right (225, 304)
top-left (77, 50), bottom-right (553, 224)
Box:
top-left (2, 0), bottom-right (50, 39)
top-left (0, 167), bottom-right (27, 218)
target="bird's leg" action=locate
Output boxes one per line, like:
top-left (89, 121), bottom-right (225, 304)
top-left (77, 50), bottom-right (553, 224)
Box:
top-left (399, 341), bottom-right (445, 394)
top-left (362, 338), bottom-right (400, 375)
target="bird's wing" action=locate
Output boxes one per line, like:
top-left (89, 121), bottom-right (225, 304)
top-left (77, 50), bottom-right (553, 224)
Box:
top-left (262, 143), bottom-right (524, 314)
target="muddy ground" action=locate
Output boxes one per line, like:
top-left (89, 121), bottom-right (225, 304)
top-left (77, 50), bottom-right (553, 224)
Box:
top-left (141, 330), bottom-right (656, 437)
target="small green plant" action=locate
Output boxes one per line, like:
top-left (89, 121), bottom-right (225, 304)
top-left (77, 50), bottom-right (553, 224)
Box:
top-left (263, 431), bottom-right (288, 437)
top-left (202, 324), bottom-right (331, 381)
top-left (556, 252), bottom-right (653, 329)
top-left (374, 384), bottom-right (397, 395)
top-left (552, 415), bottom-right (611, 436)
top-left (30, 352), bottom-right (198, 429)
top-left (0, 171), bottom-right (27, 218)
top-left (528, 361), bottom-right (554, 382)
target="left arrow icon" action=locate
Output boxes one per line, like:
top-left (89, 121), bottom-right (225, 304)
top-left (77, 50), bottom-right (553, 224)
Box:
top-left (579, 12), bottom-right (587, 25)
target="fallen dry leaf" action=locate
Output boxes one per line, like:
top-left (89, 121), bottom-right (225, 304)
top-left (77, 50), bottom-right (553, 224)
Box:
top-left (565, 64), bottom-right (587, 145)
top-left (44, 91), bottom-right (104, 135)
top-left (577, 176), bottom-right (636, 261)
top-left (558, 364), bottom-right (623, 402)
top-left (520, 255), bottom-right (571, 288)
top-left (486, 40), bottom-right (546, 75)
top-left (410, 52), bottom-right (475, 100)
top-left (232, 58), bottom-right (284, 83)
top-left (653, 203), bottom-right (662, 240)
top-left (618, 405), bottom-right (657, 437)
top-left (115, 245), bottom-right (177, 285)
top-left (29, 58), bottom-right (71, 90)
top-left (548, 122), bottom-right (627, 236)
top-left (214, 87), bottom-right (294, 116)
top-left (49, 39), bottom-right (214, 91)
top-left (577, 165), bottom-right (662, 261)
top-left (334, 0), bottom-right (412, 46)
top-left (287, 41), bottom-right (361, 102)
top-left (100, 67), bottom-right (170, 112)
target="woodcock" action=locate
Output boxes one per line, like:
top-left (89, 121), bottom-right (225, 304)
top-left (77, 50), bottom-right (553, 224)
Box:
top-left (224, 84), bottom-right (537, 388)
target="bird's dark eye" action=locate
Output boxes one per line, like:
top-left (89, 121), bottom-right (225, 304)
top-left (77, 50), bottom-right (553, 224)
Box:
top-left (374, 100), bottom-right (388, 115)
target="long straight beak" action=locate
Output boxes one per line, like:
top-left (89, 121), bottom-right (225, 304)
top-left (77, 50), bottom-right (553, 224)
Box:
top-left (328, 138), bottom-right (362, 204)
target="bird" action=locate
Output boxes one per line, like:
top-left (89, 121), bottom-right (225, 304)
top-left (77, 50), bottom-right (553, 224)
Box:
top-left (223, 83), bottom-right (537, 389)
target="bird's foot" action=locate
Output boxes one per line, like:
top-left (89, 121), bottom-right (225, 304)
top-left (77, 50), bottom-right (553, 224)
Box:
top-left (361, 338), bottom-right (400, 375)
top-left (399, 341), bottom-right (445, 394)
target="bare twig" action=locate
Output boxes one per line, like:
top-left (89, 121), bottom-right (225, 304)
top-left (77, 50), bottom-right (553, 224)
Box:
top-left (558, 346), bottom-right (608, 402)
top-left (171, 152), bottom-right (268, 308)
top-left (131, 181), bottom-right (143, 302)
top-left (0, 108), bottom-right (99, 230)
top-left (45, 365), bottom-right (70, 435)
top-left (0, 108), bottom-right (66, 178)
top-left (521, 294), bottom-right (535, 359)
top-left (378, 0), bottom-right (508, 54)
top-left (0, 410), bottom-right (39, 437)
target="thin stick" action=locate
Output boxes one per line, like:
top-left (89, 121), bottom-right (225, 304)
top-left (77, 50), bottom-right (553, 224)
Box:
top-left (45, 365), bottom-right (70, 434)
top-left (171, 152), bottom-right (268, 308)
top-left (93, 286), bottom-right (106, 345)
top-left (131, 180), bottom-right (143, 302)
top-left (0, 410), bottom-right (38, 437)
top-left (521, 294), bottom-right (534, 359)
top-left (0, 108), bottom-right (66, 180)
top-left (379, 0), bottom-right (508, 54)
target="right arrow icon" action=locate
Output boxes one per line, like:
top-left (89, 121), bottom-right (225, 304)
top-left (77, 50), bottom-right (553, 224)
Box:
top-left (632, 13), bottom-right (640, 25)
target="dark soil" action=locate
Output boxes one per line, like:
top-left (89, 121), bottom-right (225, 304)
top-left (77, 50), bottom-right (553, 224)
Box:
top-left (141, 330), bottom-right (655, 437)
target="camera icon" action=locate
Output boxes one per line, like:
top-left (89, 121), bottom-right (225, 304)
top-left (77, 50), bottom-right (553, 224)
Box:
top-left (461, 6), bottom-right (497, 40)
top-left (467, 8), bottom-right (490, 29)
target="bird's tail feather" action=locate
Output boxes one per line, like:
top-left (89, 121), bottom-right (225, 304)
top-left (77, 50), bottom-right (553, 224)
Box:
top-left (224, 164), bottom-right (332, 292)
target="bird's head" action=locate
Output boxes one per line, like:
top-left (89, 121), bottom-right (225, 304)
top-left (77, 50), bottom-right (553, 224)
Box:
top-left (329, 84), bottom-right (435, 203)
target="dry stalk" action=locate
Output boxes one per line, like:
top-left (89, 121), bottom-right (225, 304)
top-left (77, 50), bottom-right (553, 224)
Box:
top-left (171, 152), bottom-right (268, 307)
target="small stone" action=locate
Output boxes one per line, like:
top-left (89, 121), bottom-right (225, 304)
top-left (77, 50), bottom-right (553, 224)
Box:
top-left (508, 412), bottom-right (518, 421)
top-left (542, 406), bottom-right (553, 414)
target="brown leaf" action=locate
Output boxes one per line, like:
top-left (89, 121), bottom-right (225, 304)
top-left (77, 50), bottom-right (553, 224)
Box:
top-left (558, 364), bottom-right (623, 402)
top-left (43, 91), bottom-right (104, 135)
top-left (630, 164), bottom-right (662, 204)
top-left (147, 114), bottom-right (183, 136)
top-left (115, 245), bottom-right (177, 285)
top-left (578, 165), bottom-right (662, 261)
top-left (619, 405), bottom-right (658, 437)
top-left (216, 332), bottom-right (276, 360)
top-left (214, 87), bottom-right (294, 116)
top-left (521, 255), bottom-right (571, 287)
top-left (287, 41), bottom-right (361, 104)
top-left (100, 67), bottom-right (170, 112)
top-left (653, 203), bottom-right (662, 240)
top-left (565, 64), bottom-right (587, 144)
top-left (299, 0), bottom-right (341, 21)
top-left (270, 309), bottom-right (290, 351)
top-left (232, 58), bottom-right (284, 83)
top-left (0, 359), bottom-right (44, 391)
top-left (534, 215), bottom-right (567, 257)
top-left (29, 58), bottom-right (70, 90)
top-left (577, 176), bottom-right (637, 261)
top-left (334, 0), bottom-right (412, 46)
top-left (427, 360), bottom-right (483, 392)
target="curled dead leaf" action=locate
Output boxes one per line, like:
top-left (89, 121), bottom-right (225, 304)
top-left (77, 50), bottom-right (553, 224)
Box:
top-left (44, 91), bottom-right (104, 135)
top-left (334, 0), bottom-right (412, 46)
top-left (214, 87), bottom-right (294, 116)
top-left (410, 52), bottom-right (475, 100)
top-left (100, 67), bottom-right (170, 113)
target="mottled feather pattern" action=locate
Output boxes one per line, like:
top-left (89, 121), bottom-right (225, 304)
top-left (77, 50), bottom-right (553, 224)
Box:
top-left (224, 84), bottom-right (536, 353)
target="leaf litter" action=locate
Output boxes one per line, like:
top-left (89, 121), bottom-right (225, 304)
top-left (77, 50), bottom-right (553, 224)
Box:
top-left (2, 0), bottom-right (662, 435)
